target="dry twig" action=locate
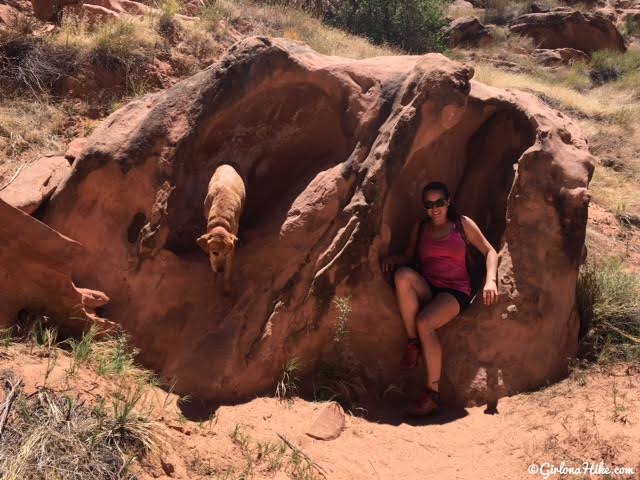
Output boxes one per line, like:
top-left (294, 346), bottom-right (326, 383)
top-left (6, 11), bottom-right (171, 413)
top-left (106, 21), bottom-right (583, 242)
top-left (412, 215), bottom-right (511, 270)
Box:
top-left (276, 432), bottom-right (327, 477)
top-left (0, 378), bottom-right (23, 440)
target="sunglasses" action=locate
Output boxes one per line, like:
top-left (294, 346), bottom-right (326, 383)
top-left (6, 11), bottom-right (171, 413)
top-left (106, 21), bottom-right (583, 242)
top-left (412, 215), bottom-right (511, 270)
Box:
top-left (424, 198), bottom-right (447, 210)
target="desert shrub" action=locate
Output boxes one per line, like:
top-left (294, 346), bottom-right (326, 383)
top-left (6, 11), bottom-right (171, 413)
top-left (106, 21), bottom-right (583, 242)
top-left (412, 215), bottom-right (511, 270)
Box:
top-left (589, 50), bottom-right (640, 86)
top-left (484, 0), bottom-right (531, 25)
top-left (200, 0), bottom-right (227, 27)
top-left (619, 15), bottom-right (640, 39)
top-left (266, 0), bottom-right (447, 52)
top-left (90, 21), bottom-right (152, 71)
top-left (577, 257), bottom-right (640, 362)
top-left (157, 0), bottom-right (182, 37)
top-left (0, 36), bottom-right (78, 93)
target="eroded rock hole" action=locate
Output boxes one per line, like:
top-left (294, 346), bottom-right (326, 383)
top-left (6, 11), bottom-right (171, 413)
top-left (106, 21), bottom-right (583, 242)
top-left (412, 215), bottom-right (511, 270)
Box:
top-left (127, 212), bottom-right (147, 244)
top-left (385, 105), bottom-right (536, 255)
top-left (163, 84), bottom-right (356, 254)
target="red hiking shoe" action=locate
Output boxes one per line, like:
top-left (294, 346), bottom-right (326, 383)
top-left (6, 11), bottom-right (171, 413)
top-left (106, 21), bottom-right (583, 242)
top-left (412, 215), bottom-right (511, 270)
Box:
top-left (400, 339), bottom-right (421, 369)
top-left (406, 388), bottom-right (442, 416)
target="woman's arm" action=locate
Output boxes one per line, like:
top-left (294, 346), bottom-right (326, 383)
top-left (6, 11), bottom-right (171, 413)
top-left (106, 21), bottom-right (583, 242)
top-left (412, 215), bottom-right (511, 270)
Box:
top-left (460, 216), bottom-right (498, 305)
top-left (381, 221), bottom-right (421, 273)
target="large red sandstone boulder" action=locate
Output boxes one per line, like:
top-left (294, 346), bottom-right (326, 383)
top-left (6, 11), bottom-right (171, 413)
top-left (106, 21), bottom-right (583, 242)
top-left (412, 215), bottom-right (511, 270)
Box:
top-left (0, 198), bottom-right (113, 332)
top-left (442, 16), bottom-right (492, 47)
top-left (43, 37), bottom-right (594, 407)
top-left (0, 155), bottom-right (71, 215)
top-left (510, 11), bottom-right (626, 53)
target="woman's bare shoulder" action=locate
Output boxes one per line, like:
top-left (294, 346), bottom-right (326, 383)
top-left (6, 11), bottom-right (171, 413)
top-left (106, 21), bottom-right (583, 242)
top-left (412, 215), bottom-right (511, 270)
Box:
top-left (459, 215), bottom-right (479, 230)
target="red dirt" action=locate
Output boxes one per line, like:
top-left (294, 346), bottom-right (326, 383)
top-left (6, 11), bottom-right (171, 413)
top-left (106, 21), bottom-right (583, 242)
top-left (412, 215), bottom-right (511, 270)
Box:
top-left (2, 343), bottom-right (639, 480)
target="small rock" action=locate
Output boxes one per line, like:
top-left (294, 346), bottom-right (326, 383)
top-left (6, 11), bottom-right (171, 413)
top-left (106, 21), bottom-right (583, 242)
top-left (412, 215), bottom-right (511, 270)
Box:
top-left (160, 459), bottom-right (175, 476)
top-left (306, 402), bottom-right (346, 441)
top-left (0, 156), bottom-right (70, 215)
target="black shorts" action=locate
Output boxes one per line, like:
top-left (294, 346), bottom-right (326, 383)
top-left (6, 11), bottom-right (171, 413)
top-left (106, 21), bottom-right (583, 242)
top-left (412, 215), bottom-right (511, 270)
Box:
top-left (427, 281), bottom-right (472, 311)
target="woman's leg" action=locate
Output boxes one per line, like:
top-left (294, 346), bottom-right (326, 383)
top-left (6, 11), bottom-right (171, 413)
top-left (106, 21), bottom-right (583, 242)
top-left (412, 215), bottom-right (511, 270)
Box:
top-left (393, 267), bottom-right (432, 338)
top-left (415, 293), bottom-right (460, 392)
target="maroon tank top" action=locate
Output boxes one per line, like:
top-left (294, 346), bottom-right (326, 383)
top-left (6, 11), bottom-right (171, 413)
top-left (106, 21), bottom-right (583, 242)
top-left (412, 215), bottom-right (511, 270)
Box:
top-left (417, 221), bottom-right (472, 296)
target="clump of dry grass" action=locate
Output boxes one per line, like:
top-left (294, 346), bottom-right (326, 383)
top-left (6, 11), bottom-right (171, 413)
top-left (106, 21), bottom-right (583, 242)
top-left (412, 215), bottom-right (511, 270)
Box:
top-left (538, 416), bottom-right (627, 466)
top-left (49, 11), bottom-right (160, 56)
top-left (0, 96), bottom-right (69, 181)
top-left (577, 257), bottom-right (640, 363)
top-left (0, 376), bottom-right (164, 480)
top-left (0, 315), bottom-right (166, 479)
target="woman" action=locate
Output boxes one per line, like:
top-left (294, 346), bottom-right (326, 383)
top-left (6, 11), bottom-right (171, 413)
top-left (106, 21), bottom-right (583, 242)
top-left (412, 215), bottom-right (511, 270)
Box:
top-left (382, 181), bottom-right (499, 416)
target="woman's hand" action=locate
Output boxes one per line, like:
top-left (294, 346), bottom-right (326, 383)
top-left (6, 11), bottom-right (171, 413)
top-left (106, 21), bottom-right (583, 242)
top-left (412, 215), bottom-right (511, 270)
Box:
top-left (482, 279), bottom-right (498, 306)
top-left (381, 254), bottom-right (407, 274)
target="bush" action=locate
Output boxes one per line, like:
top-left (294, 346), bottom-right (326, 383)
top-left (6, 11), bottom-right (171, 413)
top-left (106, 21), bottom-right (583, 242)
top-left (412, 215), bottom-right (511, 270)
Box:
top-left (589, 50), bottom-right (640, 86)
top-left (484, 0), bottom-right (532, 26)
top-left (577, 257), bottom-right (640, 362)
top-left (267, 0), bottom-right (448, 52)
top-left (157, 0), bottom-right (181, 37)
top-left (90, 21), bottom-right (148, 70)
top-left (0, 36), bottom-right (78, 93)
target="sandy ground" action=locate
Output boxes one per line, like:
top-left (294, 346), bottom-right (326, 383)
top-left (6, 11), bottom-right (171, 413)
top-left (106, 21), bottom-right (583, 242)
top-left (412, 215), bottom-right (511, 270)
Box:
top-left (1, 343), bottom-right (639, 480)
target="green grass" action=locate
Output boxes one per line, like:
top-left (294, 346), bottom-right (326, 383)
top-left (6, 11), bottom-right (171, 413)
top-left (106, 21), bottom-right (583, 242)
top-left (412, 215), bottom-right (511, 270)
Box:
top-left (313, 359), bottom-right (367, 414)
top-left (200, 0), bottom-right (226, 28)
top-left (225, 426), bottom-right (320, 479)
top-left (577, 257), bottom-right (640, 363)
top-left (64, 325), bottom-right (99, 374)
top-left (27, 315), bottom-right (59, 350)
top-left (274, 357), bottom-right (300, 401)
top-left (93, 333), bottom-right (141, 377)
top-left (312, 295), bottom-right (367, 414)
top-left (1, 326), bottom-right (14, 350)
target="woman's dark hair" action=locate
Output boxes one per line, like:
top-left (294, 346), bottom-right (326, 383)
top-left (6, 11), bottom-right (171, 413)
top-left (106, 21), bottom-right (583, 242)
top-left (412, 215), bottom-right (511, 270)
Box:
top-left (422, 181), bottom-right (459, 222)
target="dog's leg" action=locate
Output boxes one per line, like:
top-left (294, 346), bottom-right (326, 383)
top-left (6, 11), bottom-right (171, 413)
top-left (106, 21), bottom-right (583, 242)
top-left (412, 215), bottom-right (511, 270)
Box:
top-left (222, 249), bottom-right (234, 296)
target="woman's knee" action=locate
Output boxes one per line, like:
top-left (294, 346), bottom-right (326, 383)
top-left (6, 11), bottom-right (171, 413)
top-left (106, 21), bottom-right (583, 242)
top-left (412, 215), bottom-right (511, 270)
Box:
top-left (394, 266), bottom-right (416, 289)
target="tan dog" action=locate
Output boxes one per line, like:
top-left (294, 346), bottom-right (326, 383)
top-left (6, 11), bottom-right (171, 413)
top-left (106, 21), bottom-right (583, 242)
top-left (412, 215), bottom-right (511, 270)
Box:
top-left (196, 164), bottom-right (245, 294)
